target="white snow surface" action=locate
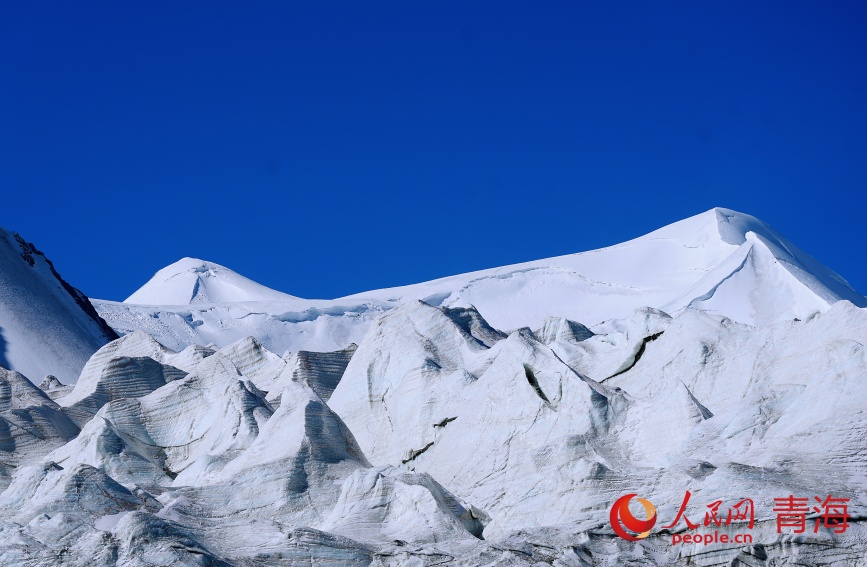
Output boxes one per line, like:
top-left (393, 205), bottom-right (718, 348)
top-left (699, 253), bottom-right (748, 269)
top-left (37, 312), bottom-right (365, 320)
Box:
top-left (0, 228), bottom-right (116, 384)
top-left (95, 208), bottom-right (865, 356)
top-left (345, 208), bottom-right (865, 328)
top-left (124, 257), bottom-right (300, 305)
top-left (1, 208), bottom-right (866, 565)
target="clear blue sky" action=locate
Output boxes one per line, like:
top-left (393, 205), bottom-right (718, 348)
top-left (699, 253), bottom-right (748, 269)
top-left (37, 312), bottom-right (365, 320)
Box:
top-left (2, 2), bottom-right (865, 301)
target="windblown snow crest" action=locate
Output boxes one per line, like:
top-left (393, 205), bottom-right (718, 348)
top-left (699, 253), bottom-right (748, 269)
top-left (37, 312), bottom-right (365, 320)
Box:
top-left (0, 209), bottom-right (865, 565)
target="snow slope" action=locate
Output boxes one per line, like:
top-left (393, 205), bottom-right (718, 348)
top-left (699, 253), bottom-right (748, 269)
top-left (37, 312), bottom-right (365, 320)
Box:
top-left (125, 257), bottom-right (300, 305)
top-left (344, 207), bottom-right (865, 329)
top-left (0, 228), bottom-right (118, 384)
top-left (95, 208), bottom-right (865, 356)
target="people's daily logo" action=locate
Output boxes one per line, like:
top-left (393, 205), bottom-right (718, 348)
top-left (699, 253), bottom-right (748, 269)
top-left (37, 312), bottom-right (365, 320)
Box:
top-left (609, 493), bottom-right (657, 540)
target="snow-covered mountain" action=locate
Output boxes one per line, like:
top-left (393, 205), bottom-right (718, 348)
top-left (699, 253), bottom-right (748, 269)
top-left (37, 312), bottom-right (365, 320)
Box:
top-left (1, 208), bottom-right (865, 565)
top-left (343, 207), bottom-right (864, 327)
top-left (0, 228), bottom-right (117, 384)
top-left (125, 257), bottom-right (300, 305)
top-left (95, 208), bottom-right (865, 355)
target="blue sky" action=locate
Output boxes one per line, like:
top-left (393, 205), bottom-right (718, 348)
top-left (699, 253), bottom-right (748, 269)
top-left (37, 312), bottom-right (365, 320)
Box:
top-left (2, 2), bottom-right (866, 300)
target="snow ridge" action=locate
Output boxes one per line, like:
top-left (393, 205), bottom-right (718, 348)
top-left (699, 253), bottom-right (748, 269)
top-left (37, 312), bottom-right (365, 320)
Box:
top-left (0, 228), bottom-right (117, 384)
top-left (96, 208), bottom-right (865, 357)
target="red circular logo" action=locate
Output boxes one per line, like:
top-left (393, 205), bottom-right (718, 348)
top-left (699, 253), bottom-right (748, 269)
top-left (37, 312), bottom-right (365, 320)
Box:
top-left (610, 494), bottom-right (657, 540)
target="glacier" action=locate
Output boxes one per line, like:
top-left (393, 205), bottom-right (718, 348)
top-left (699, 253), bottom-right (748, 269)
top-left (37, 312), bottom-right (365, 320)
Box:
top-left (0, 207), bottom-right (864, 565)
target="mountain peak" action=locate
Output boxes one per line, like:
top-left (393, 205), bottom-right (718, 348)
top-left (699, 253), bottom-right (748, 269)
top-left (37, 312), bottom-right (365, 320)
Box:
top-left (344, 207), bottom-right (864, 329)
top-left (708, 207), bottom-right (778, 245)
top-left (630, 207), bottom-right (772, 250)
top-left (124, 257), bottom-right (298, 306)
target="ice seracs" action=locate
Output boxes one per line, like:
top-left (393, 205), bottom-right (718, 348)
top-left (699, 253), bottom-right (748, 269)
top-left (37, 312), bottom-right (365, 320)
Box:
top-left (321, 467), bottom-right (485, 544)
top-left (0, 367), bottom-right (80, 490)
top-left (0, 208), bottom-right (865, 565)
top-left (56, 332), bottom-right (190, 423)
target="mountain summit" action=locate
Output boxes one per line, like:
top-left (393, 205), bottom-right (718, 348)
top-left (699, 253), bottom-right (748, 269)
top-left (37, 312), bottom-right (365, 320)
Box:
top-left (344, 207), bottom-right (866, 328)
top-left (125, 257), bottom-right (299, 305)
